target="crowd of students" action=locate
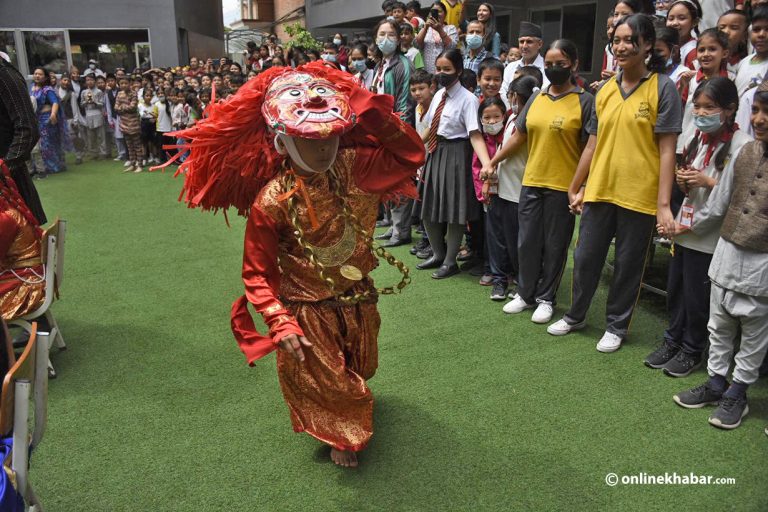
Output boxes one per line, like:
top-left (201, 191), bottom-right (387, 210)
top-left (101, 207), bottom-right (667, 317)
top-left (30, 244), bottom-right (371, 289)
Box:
top-left (356, 0), bottom-right (767, 436)
top-left (17, 0), bottom-right (768, 435)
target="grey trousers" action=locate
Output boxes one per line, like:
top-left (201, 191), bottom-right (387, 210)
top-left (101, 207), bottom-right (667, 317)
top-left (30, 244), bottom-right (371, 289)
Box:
top-left (564, 202), bottom-right (656, 338)
top-left (388, 197), bottom-right (414, 242)
top-left (517, 186), bottom-right (575, 304)
top-left (67, 119), bottom-right (84, 159)
top-left (707, 283), bottom-right (768, 385)
top-left (85, 125), bottom-right (106, 157)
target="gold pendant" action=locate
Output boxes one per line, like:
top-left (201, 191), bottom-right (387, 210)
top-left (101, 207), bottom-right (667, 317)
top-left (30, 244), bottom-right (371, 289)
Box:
top-left (340, 264), bottom-right (363, 281)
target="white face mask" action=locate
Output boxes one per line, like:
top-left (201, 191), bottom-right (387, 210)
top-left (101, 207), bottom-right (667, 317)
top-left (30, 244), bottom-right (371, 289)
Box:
top-left (274, 134), bottom-right (340, 173)
top-left (483, 121), bottom-right (504, 135)
top-left (89, 63), bottom-right (96, 69)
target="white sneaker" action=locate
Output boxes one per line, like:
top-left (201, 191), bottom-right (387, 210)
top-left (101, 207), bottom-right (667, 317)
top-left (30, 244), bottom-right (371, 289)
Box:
top-left (503, 294), bottom-right (535, 314)
top-left (123, 160), bottom-right (133, 168)
top-left (141, 159), bottom-right (147, 166)
top-left (113, 156), bottom-right (122, 162)
top-left (531, 302), bottom-right (554, 324)
top-left (596, 331), bottom-right (623, 353)
top-left (547, 318), bottom-right (586, 336)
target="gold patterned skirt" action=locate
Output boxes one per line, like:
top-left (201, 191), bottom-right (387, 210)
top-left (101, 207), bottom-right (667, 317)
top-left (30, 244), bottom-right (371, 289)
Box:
top-left (277, 278), bottom-right (380, 452)
top-left (0, 266), bottom-right (46, 320)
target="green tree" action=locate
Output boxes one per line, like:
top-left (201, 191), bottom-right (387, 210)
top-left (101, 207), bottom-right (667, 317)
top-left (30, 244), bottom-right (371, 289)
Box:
top-left (284, 23), bottom-right (323, 51)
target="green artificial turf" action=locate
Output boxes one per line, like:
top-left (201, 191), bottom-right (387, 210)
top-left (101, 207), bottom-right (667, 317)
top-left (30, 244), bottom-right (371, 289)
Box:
top-left (26, 158), bottom-right (768, 511)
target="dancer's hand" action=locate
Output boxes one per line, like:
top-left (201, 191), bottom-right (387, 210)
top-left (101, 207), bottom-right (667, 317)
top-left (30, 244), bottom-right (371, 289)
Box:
top-left (278, 334), bottom-right (313, 362)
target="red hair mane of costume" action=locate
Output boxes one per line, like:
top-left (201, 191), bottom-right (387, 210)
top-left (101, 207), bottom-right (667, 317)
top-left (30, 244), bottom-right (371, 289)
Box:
top-left (172, 62), bottom-right (362, 217)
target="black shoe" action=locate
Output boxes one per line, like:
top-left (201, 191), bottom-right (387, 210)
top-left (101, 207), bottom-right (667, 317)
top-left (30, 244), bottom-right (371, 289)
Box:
top-left (468, 263), bottom-right (485, 277)
top-left (456, 249), bottom-right (473, 262)
top-left (673, 382), bottom-right (724, 409)
top-left (410, 238), bottom-right (429, 255)
top-left (662, 351), bottom-right (702, 378)
top-left (708, 396), bottom-right (749, 430)
top-left (416, 247), bottom-right (433, 259)
top-left (490, 283), bottom-right (507, 301)
top-left (375, 219), bottom-right (392, 228)
top-left (459, 258), bottom-right (480, 272)
top-left (644, 342), bottom-right (680, 369)
top-left (34, 172), bottom-right (48, 180)
top-left (416, 256), bottom-right (442, 270)
top-left (382, 238), bottom-right (412, 248)
top-left (432, 264), bottom-right (459, 279)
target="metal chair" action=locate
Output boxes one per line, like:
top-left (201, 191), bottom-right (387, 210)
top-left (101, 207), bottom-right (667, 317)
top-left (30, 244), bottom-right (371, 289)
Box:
top-left (0, 320), bottom-right (49, 511)
top-left (8, 220), bottom-right (67, 378)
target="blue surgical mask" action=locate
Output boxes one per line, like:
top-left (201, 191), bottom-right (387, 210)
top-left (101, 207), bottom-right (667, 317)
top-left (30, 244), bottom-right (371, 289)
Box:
top-left (666, 57), bottom-right (673, 69)
top-left (351, 59), bottom-right (367, 73)
top-left (333, 38), bottom-right (342, 46)
top-left (377, 36), bottom-right (398, 56)
top-left (466, 34), bottom-right (484, 50)
top-left (321, 54), bottom-right (337, 63)
top-left (655, 9), bottom-right (668, 17)
top-left (693, 112), bottom-right (723, 133)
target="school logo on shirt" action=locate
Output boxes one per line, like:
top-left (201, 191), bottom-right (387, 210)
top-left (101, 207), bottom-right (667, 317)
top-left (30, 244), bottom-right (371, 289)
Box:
top-left (635, 102), bottom-right (651, 120)
top-left (549, 116), bottom-right (565, 132)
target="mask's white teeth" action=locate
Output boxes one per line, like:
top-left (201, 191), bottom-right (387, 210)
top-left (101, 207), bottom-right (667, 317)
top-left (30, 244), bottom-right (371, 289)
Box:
top-left (329, 109), bottom-right (345, 121)
top-left (296, 110), bottom-right (310, 125)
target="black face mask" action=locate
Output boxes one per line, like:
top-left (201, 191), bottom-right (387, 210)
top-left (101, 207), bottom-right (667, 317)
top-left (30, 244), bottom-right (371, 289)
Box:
top-left (544, 65), bottom-right (572, 86)
top-left (436, 72), bottom-right (458, 88)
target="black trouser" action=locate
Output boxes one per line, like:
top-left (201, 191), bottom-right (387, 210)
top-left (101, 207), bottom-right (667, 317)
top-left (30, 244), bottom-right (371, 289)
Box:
top-left (664, 244), bottom-right (712, 356)
top-left (565, 202), bottom-right (655, 338)
top-left (486, 195), bottom-right (519, 286)
top-left (468, 213), bottom-right (485, 259)
top-left (517, 186), bottom-right (574, 304)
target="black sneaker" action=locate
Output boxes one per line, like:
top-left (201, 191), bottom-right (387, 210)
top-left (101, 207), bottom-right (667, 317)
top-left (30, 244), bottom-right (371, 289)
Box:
top-left (708, 396), bottom-right (749, 430)
top-left (644, 342), bottom-right (679, 369)
top-left (673, 382), bottom-right (724, 409)
top-left (410, 238), bottom-right (429, 255)
top-left (662, 351), bottom-right (702, 378)
top-left (416, 247), bottom-right (433, 259)
top-left (490, 283), bottom-right (507, 301)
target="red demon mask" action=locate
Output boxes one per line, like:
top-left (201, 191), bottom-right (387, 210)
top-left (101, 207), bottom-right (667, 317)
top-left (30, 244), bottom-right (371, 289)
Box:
top-left (262, 70), bottom-right (356, 139)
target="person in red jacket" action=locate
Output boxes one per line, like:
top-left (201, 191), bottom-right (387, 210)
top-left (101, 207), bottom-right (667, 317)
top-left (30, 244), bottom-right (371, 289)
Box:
top-left (171, 62), bottom-right (425, 468)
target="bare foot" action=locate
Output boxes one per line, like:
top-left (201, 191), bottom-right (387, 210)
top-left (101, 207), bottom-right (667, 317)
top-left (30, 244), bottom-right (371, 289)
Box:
top-left (330, 447), bottom-right (358, 468)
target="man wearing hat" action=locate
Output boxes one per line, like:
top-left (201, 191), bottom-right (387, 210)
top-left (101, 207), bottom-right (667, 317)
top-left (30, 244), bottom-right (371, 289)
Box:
top-left (500, 21), bottom-right (548, 103)
top-left (82, 58), bottom-right (105, 79)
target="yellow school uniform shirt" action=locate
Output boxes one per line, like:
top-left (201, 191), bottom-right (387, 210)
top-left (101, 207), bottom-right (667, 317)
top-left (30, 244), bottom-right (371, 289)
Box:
top-left (441, 0), bottom-right (463, 29)
top-left (585, 72), bottom-right (682, 215)
top-left (516, 86), bottom-right (594, 192)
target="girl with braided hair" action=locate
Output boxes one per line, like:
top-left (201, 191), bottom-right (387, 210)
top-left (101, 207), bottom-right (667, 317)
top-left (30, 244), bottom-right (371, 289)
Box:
top-left (0, 160), bottom-right (45, 320)
top-left (169, 62), bottom-right (424, 467)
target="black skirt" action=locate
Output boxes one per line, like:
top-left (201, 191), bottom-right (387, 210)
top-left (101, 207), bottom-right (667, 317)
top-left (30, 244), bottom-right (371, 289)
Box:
top-left (9, 164), bottom-right (47, 224)
top-left (419, 138), bottom-right (479, 224)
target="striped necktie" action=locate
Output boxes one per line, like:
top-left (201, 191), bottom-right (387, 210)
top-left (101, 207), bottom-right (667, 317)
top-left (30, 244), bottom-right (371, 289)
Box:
top-left (426, 91), bottom-right (448, 154)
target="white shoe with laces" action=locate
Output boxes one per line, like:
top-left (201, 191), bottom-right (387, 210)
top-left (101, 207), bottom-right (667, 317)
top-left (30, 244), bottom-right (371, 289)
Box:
top-left (124, 160), bottom-right (133, 168)
top-left (503, 294), bottom-right (535, 314)
top-left (546, 318), bottom-right (586, 336)
top-left (531, 302), bottom-right (554, 324)
top-left (596, 331), bottom-right (623, 353)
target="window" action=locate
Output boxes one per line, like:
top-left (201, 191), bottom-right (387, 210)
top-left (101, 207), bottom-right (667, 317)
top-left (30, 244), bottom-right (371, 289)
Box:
top-left (23, 31), bottom-right (67, 74)
top-left (530, 3), bottom-right (597, 73)
top-left (69, 30), bottom-right (151, 72)
top-left (0, 31), bottom-right (18, 68)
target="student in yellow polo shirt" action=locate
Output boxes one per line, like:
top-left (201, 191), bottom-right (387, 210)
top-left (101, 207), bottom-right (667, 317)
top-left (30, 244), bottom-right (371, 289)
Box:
top-left (547, 14), bottom-right (682, 353)
top-left (441, 0), bottom-right (465, 31)
top-left (484, 39), bottom-right (594, 324)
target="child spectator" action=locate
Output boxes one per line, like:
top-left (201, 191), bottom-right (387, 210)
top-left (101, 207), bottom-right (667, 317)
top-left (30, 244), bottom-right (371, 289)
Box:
top-left (478, 58), bottom-right (504, 100)
top-left (655, 26), bottom-right (688, 89)
top-left (349, 44), bottom-right (374, 90)
top-left (672, 79), bottom-right (768, 433)
top-left (409, 69), bottom-right (436, 259)
top-left (460, 69), bottom-right (477, 93)
top-left (666, 0), bottom-right (702, 69)
top-left (406, 1), bottom-right (426, 31)
top-left (486, 39), bottom-right (594, 322)
top-left (473, 96), bottom-right (507, 298)
top-left (152, 88), bottom-right (174, 163)
top-left (96, 75), bottom-right (113, 159)
top-left (734, 7), bottom-right (768, 97)
top-left (172, 89), bottom-right (189, 163)
top-left (400, 23), bottom-right (425, 69)
top-left (80, 74), bottom-right (106, 160)
top-left (138, 89), bottom-right (157, 164)
top-left (718, 9), bottom-right (749, 76)
top-left (646, 78), bottom-right (750, 377)
top-left (114, 76), bottom-right (144, 173)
